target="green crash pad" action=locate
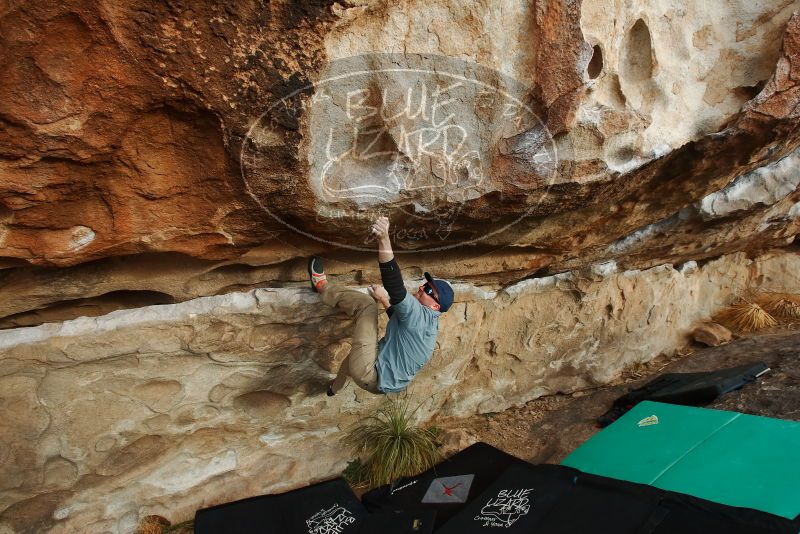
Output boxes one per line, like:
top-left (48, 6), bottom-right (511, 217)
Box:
top-left (562, 401), bottom-right (800, 519)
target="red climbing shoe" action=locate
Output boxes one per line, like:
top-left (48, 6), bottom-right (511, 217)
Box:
top-left (308, 256), bottom-right (327, 292)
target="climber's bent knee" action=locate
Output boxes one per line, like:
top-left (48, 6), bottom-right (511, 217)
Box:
top-left (346, 344), bottom-right (379, 393)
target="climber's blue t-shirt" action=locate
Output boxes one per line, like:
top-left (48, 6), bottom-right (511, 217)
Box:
top-left (375, 293), bottom-right (440, 393)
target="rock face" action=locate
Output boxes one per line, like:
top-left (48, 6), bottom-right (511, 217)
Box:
top-left (0, 2), bottom-right (798, 323)
top-left (0, 250), bottom-right (798, 533)
top-left (2, 1), bottom-right (800, 532)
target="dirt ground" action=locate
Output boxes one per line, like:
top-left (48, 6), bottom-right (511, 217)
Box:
top-left (150, 326), bottom-right (800, 533)
top-left (433, 326), bottom-right (800, 464)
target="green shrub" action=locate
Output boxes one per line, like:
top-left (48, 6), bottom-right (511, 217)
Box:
top-left (343, 397), bottom-right (440, 488)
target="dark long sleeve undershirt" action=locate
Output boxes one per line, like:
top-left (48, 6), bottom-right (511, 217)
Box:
top-left (380, 258), bottom-right (406, 317)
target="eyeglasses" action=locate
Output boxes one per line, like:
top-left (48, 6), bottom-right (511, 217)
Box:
top-left (422, 282), bottom-right (440, 304)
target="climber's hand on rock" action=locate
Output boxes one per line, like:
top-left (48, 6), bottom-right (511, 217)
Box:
top-left (367, 284), bottom-right (389, 306)
top-left (370, 216), bottom-right (390, 243)
top-left (371, 216), bottom-right (394, 262)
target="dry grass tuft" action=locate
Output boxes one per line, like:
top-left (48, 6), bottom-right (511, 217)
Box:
top-left (136, 515), bottom-right (170, 534)
top-left (714, 300), bottom-right (778, 332)
top-left (756, 292), bottom-right (800, 321)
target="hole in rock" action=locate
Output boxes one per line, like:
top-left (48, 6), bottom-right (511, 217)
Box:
top-left (622, 19), bottom-right (654, 82)
top-left (693, 256), bottom-right (716, 270)
top-left (0, 290), bottom-right (177, 330)
top-left (588, 45), bottom-right (604, 79)
top-left (732, 80), bottom-right (766, 102)
top-left (0, 203), bottom-right (12, 221)
top-left (0, 257), bottom-right (29, 269)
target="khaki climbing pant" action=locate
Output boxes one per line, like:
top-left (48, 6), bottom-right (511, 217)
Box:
top-left (320, 284), bottom-right (381, 394)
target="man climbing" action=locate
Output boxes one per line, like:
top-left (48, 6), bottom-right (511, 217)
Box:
top-left (308, 216), bottom-right (454, 395)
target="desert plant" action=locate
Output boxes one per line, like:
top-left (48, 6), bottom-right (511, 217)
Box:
top-left (342, 458), bottom-right (368, 489)
top-left (343, 397), bottom-right (440, 488)
top-left (756, 292), bottom-right (800, 321)
top-left (714, 300), bottom-right (778, 332)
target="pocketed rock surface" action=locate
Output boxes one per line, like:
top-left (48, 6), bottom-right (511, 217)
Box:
top-left (0, 2), bottom-right (799, 325)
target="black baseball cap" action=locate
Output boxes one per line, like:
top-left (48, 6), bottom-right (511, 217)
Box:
top-left (423, 272), bottom-right (454, 312)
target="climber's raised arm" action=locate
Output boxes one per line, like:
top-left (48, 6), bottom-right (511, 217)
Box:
top-left (370, 216), bottom-right (406, 306)
top-left (371, 216), bottom-right (394, 263)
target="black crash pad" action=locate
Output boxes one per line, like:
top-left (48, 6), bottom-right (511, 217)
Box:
top-left (194, 477), bottom-right (434, 534)
top-left (361, 442), bottom-right (527, 530)
top-left (194, 478), bottom-right (366, 534)
top-left (358, 510), bottom-right (436, 534)
top-left (598, 362), bottom-right (769, 427)
top-left (437, 462), bottom-right (797, 533)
